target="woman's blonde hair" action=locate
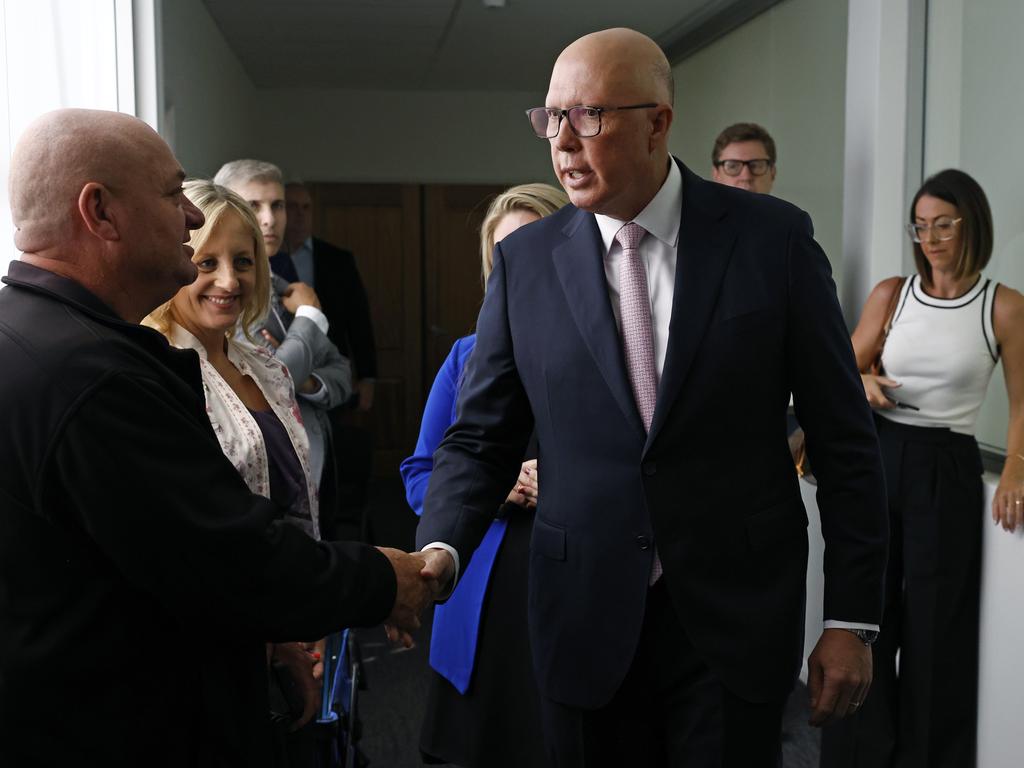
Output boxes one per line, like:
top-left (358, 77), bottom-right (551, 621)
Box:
top-left (479, 183), bottom-right (568, 286)
top-left (144, 180), bottom-right (270, 341)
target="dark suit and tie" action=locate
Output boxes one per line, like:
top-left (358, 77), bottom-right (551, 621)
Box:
top-left (284, 184), bottom-right (378, 388)
top-left (414, 29), bottom-right (888, 768)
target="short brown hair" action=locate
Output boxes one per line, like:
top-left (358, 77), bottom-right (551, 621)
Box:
top-left (711, 122), bottom-right (777, 165)
top-left (910, 169), bottom-right (993, 283)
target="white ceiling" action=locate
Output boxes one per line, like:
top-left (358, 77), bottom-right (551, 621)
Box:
top-left (200, 0), bottom-right (743, 91)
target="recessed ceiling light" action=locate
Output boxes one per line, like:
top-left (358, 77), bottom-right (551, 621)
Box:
top-left (483, 0), bottom-right (507, 7)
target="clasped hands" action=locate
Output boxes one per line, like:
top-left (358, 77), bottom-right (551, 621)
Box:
top-left (376, 546), bottom-right (455, 648)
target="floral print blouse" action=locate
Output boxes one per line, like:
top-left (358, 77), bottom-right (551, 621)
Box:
top-left (169, 324), bottom-right (319, 540)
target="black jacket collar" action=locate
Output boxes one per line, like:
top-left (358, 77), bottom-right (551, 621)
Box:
top-left (2, 260), bottom-right (200, 379)
top-left (4, 260), bottom-right (127, 324)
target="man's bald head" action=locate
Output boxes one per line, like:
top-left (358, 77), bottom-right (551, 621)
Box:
top-left (8, 109), bottom-right (163, 252)
top-left (553, 28), bottom-right (674, 108)
top-left (7, 108), bottom-right (204, 323)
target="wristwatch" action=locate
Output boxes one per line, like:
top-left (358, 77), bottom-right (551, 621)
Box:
top-left (843, 628), bottom-right (879, 646)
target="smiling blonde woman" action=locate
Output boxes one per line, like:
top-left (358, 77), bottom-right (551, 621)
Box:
top-left (146, 180), bottom-right (319, 539)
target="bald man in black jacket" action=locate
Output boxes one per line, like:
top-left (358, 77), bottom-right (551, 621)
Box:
top-left (0, 108), bottom-right (432, 767)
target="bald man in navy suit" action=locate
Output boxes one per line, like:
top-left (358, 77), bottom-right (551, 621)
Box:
top-left (414, 28), bottom-right (888, 768)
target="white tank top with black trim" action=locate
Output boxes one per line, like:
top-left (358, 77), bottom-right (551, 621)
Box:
top-left (878, 274), bottom-right (1000, 435)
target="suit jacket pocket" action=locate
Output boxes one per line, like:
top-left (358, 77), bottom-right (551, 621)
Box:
top-left (744, 498), bottom-right (808, 551)
top-left (715, 306), bottom-right (780, 332)
top-left (532, 516), bottom-right (566, 561)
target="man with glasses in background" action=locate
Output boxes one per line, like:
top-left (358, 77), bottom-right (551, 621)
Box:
top-left (711, 122), bottom-right (777, 194)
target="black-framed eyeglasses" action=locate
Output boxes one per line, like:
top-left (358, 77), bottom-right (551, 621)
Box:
top-left (906, 217), bottom-right (963, 243)
top-left (525, 103), bottom-right (658, 139)
top-left (713, 158), bottom-right (773, 177)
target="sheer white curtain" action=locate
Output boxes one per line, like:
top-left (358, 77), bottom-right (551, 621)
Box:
top-left (0, 0), bottom-right (138, 279)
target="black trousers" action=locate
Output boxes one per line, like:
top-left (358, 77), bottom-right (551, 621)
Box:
top-left (419, 507), bottom-right (547, 768)
top-left (540, 579), bottom-right (785, 768)
top-left (820, 416), bottom-right (983, 768)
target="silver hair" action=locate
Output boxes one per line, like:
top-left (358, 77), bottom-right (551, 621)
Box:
top-left (213, 158), bottom-right (283, 190)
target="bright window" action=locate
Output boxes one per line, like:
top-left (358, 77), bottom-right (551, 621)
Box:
top-left (0, 0), bottom-right (138, 278)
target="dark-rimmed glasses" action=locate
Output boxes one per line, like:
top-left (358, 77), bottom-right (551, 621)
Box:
top-left (713, 158), bottom-right (773, 177)
top-left (525, 104), bottom-right (658, 139)
top-left (906, 217), bottom-right (963, 243)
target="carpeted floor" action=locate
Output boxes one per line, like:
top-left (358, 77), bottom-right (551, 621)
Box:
top-left (352, 479), bottom-right (821, 767)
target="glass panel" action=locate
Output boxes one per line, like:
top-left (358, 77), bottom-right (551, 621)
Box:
top-left (924, 0), bottom-right (1020, 453)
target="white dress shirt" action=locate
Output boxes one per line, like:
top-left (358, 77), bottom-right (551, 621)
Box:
top-left (594, 160), bottom-right (682, 381)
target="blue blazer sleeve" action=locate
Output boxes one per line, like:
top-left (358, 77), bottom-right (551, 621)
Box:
top-left (400, 336), bottom-right (477, 516)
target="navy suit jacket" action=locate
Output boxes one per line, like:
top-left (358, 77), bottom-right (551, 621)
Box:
top-left (417, 161), bottom-right (888, 709)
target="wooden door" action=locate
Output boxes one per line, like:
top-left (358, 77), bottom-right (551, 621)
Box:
top-left (310, 183), bottom-right (422, 478)
top-left (423, 184), bottom-right (507, 391)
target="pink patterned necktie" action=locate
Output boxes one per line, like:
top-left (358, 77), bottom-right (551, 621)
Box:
top-left (615, 222), bottom-right (663, 584)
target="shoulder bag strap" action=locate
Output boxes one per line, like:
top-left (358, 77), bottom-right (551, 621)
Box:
top-left (869, 276), bottom-right (907, 374)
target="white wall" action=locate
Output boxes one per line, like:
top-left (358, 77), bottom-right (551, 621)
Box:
top-left (803, 473), bottom-right (1024, 767)
top-left (160, 0), bottom-right (553, 186)
top-left (253, 88), bottom-right (555, 185)
top-left (840, 0), bottom-right (925, 326)
top-left (668, 0), bottom-right (848, 279)
top-left (160, 0), bottom-right (259, 178)
top-left (977, 475), bottom-right (1024, 768)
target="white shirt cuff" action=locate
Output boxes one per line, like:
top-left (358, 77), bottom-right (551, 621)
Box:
top-left (295, 305), bottom-right (329, 335)
top-left (421, 542), bottom-right (459, 600)
top-left (824, 620), bottom-right (881, 632)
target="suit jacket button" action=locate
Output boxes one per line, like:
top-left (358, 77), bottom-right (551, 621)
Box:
top-left (642, 461), bottom-right (657, 476)
top-left (636, 535), bottom-right (650, 550)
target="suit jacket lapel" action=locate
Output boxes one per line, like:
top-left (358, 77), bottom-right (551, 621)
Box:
top-left (553, 209), bottom-right (647, 441)
top-left (647, 163), bottom-right (736, 449)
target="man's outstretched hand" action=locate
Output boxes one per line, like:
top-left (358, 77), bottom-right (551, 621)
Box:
top-left (807, 628), bottom-right (873, 727)
top-left (376, 547), bottom-right (453, 648)
top-left (418, 547), bottom-right (455, 586)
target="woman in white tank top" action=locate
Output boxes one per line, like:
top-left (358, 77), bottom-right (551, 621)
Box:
top-left (854, 173), bottom-right (1024, 525)
top-left (821, 170), bottom-right (1024, 768)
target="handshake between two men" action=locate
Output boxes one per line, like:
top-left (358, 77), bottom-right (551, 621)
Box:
top-left (376, 547), bottom-right (456, 647)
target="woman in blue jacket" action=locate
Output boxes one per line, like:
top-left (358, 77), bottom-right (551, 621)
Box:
top-left (401, 183), bottom-right (568, 768)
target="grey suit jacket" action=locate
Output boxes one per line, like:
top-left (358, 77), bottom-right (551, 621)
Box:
top-left (246, 275), bottom-right (352, 487)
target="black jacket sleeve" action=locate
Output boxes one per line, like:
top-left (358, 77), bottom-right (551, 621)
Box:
top-left (786, 212), bottom-right (889, 624)
top-left (44, 372), bottom-right (396, 641)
